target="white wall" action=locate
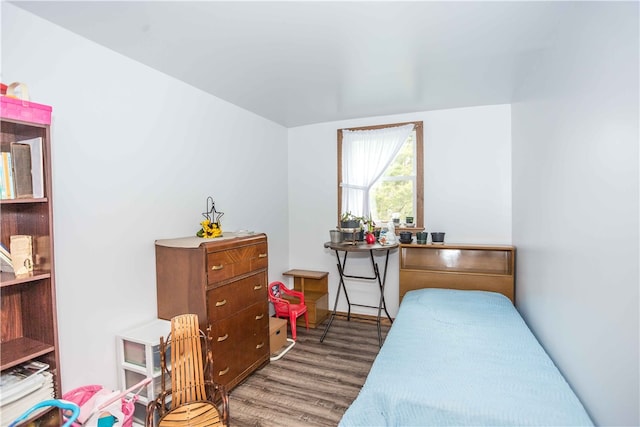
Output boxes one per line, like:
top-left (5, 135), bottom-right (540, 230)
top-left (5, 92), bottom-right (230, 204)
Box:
top-left (6, 3), bottom-right (637, 426)
top-left (512, 3), bottom-right (639, 425)
top-left (2, 4), bottom-right (289, 392)
top-left (287, 105), bottom-right (512, 317)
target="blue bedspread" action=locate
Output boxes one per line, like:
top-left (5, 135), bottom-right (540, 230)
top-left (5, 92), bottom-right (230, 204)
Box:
top-left (339, 289), bottom-right (593, 426)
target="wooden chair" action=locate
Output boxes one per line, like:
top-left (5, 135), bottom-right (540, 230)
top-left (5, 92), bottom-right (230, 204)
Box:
top-left (146, 314), bottom-right (229, 427)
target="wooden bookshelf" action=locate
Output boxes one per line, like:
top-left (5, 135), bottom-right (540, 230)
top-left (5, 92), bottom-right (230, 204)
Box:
top-left (0, 109), bottom-right (61, 395)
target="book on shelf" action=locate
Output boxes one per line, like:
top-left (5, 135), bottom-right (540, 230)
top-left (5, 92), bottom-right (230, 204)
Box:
top-left (1, 370), bottom-right (54, 424)
top-left (10, 143), bottom-right (33, 199)
top-left (0, 138), bottom-right (44, 200)
top-left (10, 235), bottom-right (33, 276)
top-left (0, 361), bottom-right (50, 406)
top-left (34, 236), bottom-right (51, 271)
top-left (22, 138), bottom-right (44, 199)
top-left (0, 242), bottom-right (13, 273)
top-left (1, 151), bottom-right (14, 199)
top-left (0, 156), bottom-right (5, 199)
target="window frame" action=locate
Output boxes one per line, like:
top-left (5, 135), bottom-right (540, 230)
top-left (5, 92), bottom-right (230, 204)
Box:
top-left (337, 121), bottom-right (424, 232)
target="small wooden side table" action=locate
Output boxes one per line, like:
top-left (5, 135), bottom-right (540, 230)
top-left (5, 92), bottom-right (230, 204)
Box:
top-left (282, 269), bottom-right (329, 328)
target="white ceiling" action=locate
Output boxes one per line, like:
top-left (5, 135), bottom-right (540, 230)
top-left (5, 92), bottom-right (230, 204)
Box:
top-left (12, 1), bottom-right (573, 127)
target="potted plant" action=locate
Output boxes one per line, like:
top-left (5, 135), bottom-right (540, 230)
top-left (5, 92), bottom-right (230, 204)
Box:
top-left (362, 214), bottom-right (376, 233)
top-left (340, 212), bottom-right (364, 241)
top-left (340, 211), bottom-right (362, 230)
top-left (363, 215), bottom-right (377, 244)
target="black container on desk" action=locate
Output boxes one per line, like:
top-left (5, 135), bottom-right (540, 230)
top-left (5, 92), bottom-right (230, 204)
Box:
top-left (399, 231), bottom-right (412, 244)
top-left (342, 230), bottom-right (364, 241)
top-left (431, 232), bottom-right (445, 243)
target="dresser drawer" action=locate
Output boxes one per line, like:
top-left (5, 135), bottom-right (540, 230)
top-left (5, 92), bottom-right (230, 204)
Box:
top-left (210, 301), bottom-right (269, 385)
top-left (207, 242), bottom-right (268, 284)
top-left (206, 272), bottom-right (267, 322)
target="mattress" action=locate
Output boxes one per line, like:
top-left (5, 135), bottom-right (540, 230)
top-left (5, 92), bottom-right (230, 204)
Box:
top-left (339, 288), bottom-right (593, 426)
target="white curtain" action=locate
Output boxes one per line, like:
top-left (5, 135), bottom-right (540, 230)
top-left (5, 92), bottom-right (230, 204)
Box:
top-left (341, 123), bottom-right (415, 218)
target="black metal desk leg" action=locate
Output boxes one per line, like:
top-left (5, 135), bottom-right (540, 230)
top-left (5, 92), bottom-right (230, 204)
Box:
top-left (320, 250), bottom-right (350, 342)
top-left (338, 251), bottom-right (352, 319)
top-left (368, 250), bottom-right (394, 347)
top-left (321, 241), bottom-right (398, 346)
top-left (320, 267), bottom-right (341, 342)
top-left (379, 250), bottom-right (393, 322)
top-left (368, 251), bottom-right (383, 346)
top-left (374, 263), bottom-right (384, 346)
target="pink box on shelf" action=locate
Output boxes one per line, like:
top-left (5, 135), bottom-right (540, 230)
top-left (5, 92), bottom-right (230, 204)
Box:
top-left (1, 96), bottom-right (52, 125)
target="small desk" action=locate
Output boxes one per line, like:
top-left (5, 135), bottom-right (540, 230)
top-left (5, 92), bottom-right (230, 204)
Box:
top-left (321, 241), bottom-right (398, 347)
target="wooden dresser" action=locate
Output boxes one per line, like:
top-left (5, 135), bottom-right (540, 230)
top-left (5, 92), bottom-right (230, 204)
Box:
top-left (399, 243), bottom-right (516, 303)
top-left (155, 233), bottom-right (269, 390)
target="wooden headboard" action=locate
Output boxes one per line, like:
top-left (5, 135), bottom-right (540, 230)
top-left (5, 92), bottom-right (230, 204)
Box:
top-left (399, 243), bottom-right (516, 303)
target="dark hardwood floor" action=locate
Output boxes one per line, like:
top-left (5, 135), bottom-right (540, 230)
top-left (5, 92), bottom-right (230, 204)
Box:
top-left (228, 317), bottom-right (388, 427)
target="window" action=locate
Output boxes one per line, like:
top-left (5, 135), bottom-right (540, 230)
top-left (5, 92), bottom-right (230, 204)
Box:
top-left (338, 121), bottom-right (423, 230)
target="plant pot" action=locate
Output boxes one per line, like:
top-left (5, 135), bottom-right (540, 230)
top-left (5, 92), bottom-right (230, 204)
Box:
top-left (431, 232), bottom-right (445, 243)
top-left (399, 231), bottom-right (413, 244)
top-left (342, 230), bottom-right (364, 241)
top-left (329, 229), bottom-right (343, 244)
top-left (341, 219), bottom-right (362, 241)
top-left (342, 230), bottom-right (364, 242)
top-left (340, 220), bottom-right (360, 229)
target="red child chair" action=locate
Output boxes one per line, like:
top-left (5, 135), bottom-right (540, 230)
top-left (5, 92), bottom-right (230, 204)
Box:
top-left (268, 281), bottom-right (309, 340)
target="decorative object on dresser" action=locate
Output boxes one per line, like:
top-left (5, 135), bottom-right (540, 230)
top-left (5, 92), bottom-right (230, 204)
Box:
top-left (399, 243), bottom-right (516, 303)
top-left (282, 269), bottom-right (329, 328)
top-left (196, 196), bottom-right (224, 238)
top-left (155, 233), bottom-right (269, 391)
top-left (1, 96), bottom-right (60, 397)
top-left (146, 313), bottom-right (229, 427)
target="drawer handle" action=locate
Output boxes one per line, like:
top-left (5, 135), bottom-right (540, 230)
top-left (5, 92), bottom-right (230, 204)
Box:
top-left (255, 313), bottom-right (264, 320)
top-left (258, 253), bottom-right (267, 258)
top-left (256, 342), bottom-right (265, 349)
top-left (215, 299), bottom-right (227, 307)
top-left (211, 264), bottom-right (224, 271)
top-left (253, 284), bottom-right (263, 290)
top-left (218, 367), bottom-right (230, 376)
top-left (217, 333), bottom-right (229, 342)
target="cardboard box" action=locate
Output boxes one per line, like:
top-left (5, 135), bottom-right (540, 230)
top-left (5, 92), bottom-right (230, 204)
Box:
top-left (269, 317), bottom-right (288, 354)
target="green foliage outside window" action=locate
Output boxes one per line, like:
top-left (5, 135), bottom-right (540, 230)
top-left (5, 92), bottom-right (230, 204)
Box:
top-left (371, 135), bottom-right (415, 222)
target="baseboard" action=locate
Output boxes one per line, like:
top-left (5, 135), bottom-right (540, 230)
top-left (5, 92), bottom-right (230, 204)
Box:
top-left (332, 311), bottom-right (393, 326)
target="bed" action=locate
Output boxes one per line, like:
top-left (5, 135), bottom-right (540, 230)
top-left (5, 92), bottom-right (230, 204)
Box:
top-left (339, 288), bottom-right (593, 426)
